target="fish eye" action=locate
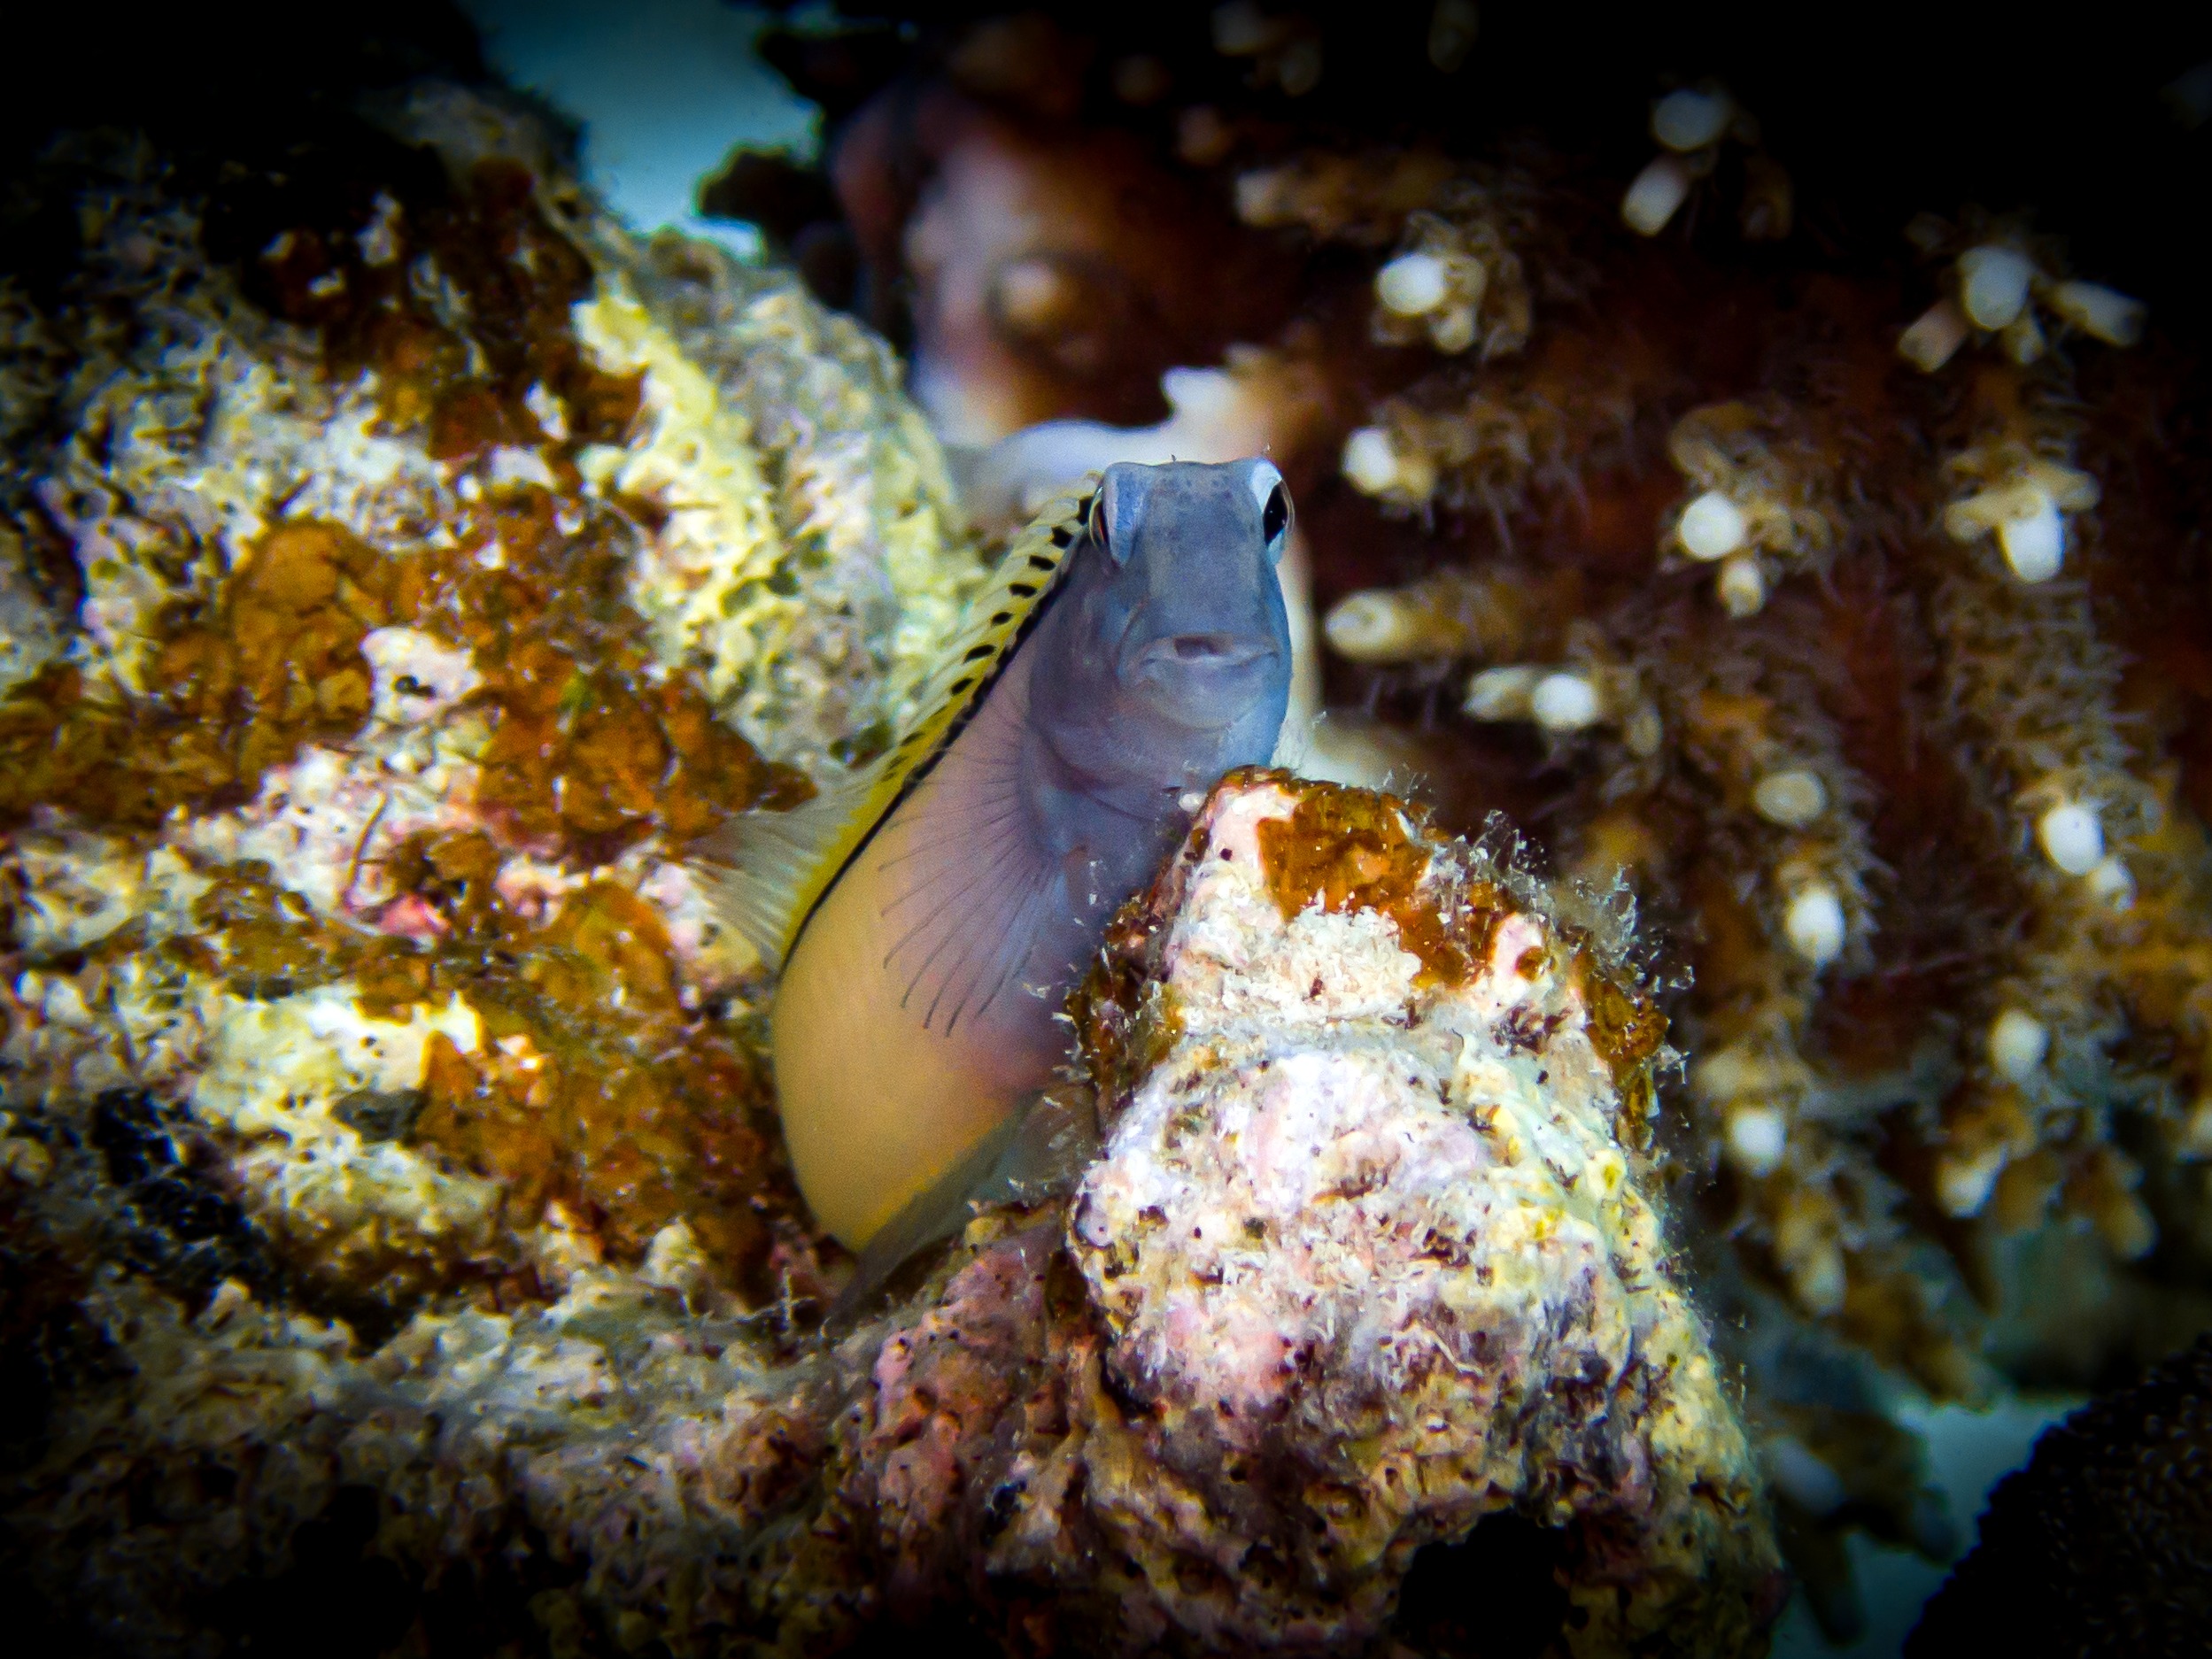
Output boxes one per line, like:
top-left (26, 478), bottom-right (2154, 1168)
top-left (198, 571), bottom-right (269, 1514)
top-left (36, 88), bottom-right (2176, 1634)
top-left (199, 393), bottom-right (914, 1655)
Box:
top-left (1248, 460), bottom-right (1291, 561)
top-left (1086, 490), bottom-right (1117, 559)
top-left (1261, 482), bottom-right (1291, 560)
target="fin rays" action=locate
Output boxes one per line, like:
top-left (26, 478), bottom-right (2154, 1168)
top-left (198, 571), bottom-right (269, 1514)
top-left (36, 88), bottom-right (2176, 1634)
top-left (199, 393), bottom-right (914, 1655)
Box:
top-left (689, 481), bottom-right (1090, 972)
top-left (959, 870), bottom-right (1060, 1030)
top-left (876, 662), bottom-right (1063, 1038)
top-left (693, 777), bottom-right (872, 969)
top-left (917, 837), bottom-right (1063, 1037)
top-left (878, 817), bottom-right (1026, 970)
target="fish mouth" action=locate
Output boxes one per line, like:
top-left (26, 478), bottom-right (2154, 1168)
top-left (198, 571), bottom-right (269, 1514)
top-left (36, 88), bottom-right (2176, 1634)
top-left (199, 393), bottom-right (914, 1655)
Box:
top-left (1139, 634), bottom-right (1273, 671)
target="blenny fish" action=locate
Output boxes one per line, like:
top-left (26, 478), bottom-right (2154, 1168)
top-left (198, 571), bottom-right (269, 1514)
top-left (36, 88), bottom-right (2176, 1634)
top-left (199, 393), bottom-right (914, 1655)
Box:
top-left (704, 459), bottom-right (1294, 1249)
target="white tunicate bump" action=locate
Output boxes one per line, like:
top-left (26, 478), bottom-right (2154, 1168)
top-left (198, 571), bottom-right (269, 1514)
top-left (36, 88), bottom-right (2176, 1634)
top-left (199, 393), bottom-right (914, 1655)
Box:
top-left (2085, 854), bottom-right (2136, 911)
top-left (1691, 1045), bottom-right (1763, 1106)
top-left (1620, 154), bottom-right (1694, 236)
top-left (1324, 593), bottom-right (1403, 660)
top-left (1342, 427), bottom-right (1398, 495)
top-left (1899, 298), bottom-right (1971, 373)
top-left (1997, 492), bottom-right (2065, 583)
top-left (1465, 665), bottom-right (1538, 720)
top-left (1325, 591), bottom-right (1444, 663)
top-left (1376, 251), bottom-right (1450, 317)
top-left (1651, 87), bottom-right (1734, 152)
top-left (1726, 1106), bottom-right (1788, 1178)
top-left (1427, 304), bottom-right (1477, 354)
top-left (1986, 1007), bottom-right (2048, 1083)
top-left (1937, 1148), bottom-right (2005, 1219)
top-left (1753, 768), bottom-right (1828, 828)
top-left (1677, 490), bottom-right (1748, 561)
top-left (993, 257), bottom-right (1075, 335)
top-left (2037, 800), bottom-right (2104, 875)
top-left (1958, 244), bottom-right (2035, 331)
top-left (2046, 279), bottom-right (2146, 347)
top-left (1783, 883), bottom-right (1846, 967)
top-left (1717, 552), bottom-right (1767, 617)
top-left (1531, 672), bottom-right (1603, 730)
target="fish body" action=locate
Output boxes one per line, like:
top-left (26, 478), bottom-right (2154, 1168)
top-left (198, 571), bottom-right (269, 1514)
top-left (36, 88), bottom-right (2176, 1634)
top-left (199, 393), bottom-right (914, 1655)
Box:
top-left (708, 459), bottom-right (1294, 1247)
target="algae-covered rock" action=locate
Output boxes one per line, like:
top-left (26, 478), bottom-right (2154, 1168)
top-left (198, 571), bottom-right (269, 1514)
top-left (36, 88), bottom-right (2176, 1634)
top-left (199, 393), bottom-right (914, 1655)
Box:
top-left (2, 57), bottom-right (1772, 1659)
top-left (768, 774), bottom-right (1779, 1655)
top-left (4, 770), bottom-right (1779, 1655)
top-left (0, 81), bottom-right (986, 1324)
top-left (1040, 772), bottom-right (1781, 1654)
top-left (0, 73), bottom-right (973, 1655)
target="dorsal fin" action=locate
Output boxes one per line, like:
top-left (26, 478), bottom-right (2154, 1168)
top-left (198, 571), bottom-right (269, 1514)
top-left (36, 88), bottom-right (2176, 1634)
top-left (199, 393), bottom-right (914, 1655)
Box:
top-left (692, 773), bottom-right (873, 969)
top-left (695, 481), bottom-right (1094, 970)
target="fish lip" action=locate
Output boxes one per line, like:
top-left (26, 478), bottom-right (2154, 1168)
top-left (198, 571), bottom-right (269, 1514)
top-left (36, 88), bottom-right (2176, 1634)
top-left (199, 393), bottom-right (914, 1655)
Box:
top-left (1136, 634), bottom-right (1273, 671)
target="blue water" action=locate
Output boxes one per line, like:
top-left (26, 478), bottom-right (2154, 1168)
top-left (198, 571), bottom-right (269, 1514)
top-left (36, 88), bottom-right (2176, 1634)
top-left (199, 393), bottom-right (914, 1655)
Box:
top-left (462, 0), bottom-right (819, 254)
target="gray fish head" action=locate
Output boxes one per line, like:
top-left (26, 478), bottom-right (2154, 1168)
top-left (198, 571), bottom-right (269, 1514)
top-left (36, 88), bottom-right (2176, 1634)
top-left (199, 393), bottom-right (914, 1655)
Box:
top-left (1083, 458), bottom-right (1295, 737)
top-left (1017, 458), bottom-right (1294, 886)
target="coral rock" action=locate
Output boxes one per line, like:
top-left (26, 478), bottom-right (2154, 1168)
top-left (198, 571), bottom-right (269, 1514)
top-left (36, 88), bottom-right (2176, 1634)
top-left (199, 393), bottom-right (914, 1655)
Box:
top-left (909, 770), bottom-right (1781, 1655)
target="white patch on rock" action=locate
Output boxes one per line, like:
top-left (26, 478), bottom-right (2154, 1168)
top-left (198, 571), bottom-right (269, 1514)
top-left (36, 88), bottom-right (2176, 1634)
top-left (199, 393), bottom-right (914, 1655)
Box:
top-left (1056, 776), bottom-right (1767, 1647)
top-left (189, 984), bottom-right (499, 1263)
top-left (179, 735), bottom-right (485, 919)
top-left (360, 625), bottom-right (481, 728)
top-left (191, 984), bottom-right (481, 1139)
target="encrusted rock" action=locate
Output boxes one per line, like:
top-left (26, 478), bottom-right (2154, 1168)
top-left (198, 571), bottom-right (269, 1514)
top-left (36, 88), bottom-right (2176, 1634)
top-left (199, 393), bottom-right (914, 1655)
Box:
top-left (0, 81), bottom-right (987, 1330)
top-left (4, 773), bottom-right (1780, 1655)
top-left (0, 60), bottom-right (1785, 1658)
top-left (809, 772), bottom-right (1781, 1655)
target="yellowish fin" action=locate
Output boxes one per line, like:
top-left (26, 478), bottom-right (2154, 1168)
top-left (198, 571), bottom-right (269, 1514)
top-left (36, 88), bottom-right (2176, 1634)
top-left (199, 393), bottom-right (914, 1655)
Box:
top-left (696, 482), bottom-right (1094, 969)
top-left (826, 1083), bottom-right (1100, 1324)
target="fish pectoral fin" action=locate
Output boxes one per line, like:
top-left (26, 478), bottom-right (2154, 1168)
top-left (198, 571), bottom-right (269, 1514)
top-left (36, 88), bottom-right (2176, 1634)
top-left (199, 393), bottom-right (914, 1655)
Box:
top-left (970, 1080), bottom-right (1102, 1207)
top-left (878, 779), bottom-right (1064, 1038)
top-left (692, 775), bottom-right (874, 971)
top-left (826, 1083), bottom-right (1100, 1327)
top-left (825, 1107), bottom-right (1020, 1325)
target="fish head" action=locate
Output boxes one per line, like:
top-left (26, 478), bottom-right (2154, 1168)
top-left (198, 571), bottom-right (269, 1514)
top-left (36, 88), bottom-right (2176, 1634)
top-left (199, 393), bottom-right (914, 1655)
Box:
top-left (1045, 459), bottom-right (1294, 764)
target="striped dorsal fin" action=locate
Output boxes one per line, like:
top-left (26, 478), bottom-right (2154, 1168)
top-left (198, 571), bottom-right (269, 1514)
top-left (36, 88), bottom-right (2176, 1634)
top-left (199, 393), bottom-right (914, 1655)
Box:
top-left (696, 481), bottom-right (1094, 970)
